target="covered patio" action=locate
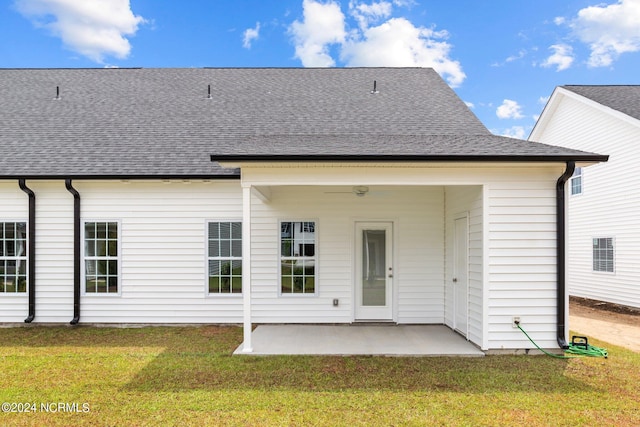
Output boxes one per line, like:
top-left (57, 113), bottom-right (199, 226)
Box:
top-left (233, 325), bottom-right (485, 357)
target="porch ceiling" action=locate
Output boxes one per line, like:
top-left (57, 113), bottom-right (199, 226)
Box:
top-left (234, 325), bottom-right (485, 357)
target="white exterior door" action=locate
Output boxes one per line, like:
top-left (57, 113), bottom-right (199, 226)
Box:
top-left (453, 216), bottom-right (469, 336)
top-left (355, 222), bottom-right (393, 321)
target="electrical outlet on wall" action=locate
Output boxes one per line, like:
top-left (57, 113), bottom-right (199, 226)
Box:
top-left (512, 317), bottom-right (521, 328)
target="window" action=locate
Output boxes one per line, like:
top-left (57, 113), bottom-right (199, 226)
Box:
top-left (208, 222), bottom-right (242, 294)
top-left (280, 221), bottom-right (316, 294)
top-left (0, 222), bottom-right (27, 293)
top-left (593, 237), bottom-right (614, 273)
top-left (84, 222), bottom-right (119, 294)
top-left (571, 167), bottom-right (583, 195)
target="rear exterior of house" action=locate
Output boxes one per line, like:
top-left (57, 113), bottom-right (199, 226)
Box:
top-left (530, 86), bottom-right (640, 310)
top-left (0, 68), bottom-right (606, 352)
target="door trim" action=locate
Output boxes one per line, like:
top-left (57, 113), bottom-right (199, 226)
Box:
top-left (354, 221), bottom-right (394, 321)
top-left (453, 213), bottom-right (469, 338)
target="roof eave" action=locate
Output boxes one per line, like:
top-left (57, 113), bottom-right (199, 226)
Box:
top-left (211, 154), bottom-right (610, 163)
top-left (0, 173), bottom-right (241, 181)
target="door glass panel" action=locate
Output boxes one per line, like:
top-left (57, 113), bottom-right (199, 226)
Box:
top-left (362, 230), bottom-right (386, 306)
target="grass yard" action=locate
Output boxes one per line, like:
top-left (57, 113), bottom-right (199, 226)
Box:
top-left (0, 326), bottom-right (638, 426)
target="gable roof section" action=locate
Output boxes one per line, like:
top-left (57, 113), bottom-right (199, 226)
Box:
top-left (0, 68), bottom-right (606, 179)
top-left (563, 85), bottom-right (640, 122)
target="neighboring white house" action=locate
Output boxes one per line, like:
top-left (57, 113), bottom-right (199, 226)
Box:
top-left (530, 85), bottom-right (640, 310)
top-left (0, 68), bottom-right (606, 353)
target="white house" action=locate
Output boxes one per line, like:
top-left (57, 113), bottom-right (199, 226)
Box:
top-left (530, 85), bottom-right (640, 310)
top-left (0, 68), bottom-right (606, 353)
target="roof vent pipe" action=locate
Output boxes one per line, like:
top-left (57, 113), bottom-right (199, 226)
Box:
top-left (370, 80), bottom-right (379, 94)
top-left (54, 86), bottom-right (61, 100)
top-left (207, 84), bottom-right (212, 99)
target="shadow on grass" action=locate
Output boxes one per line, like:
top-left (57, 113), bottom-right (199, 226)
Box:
top-left (0, 325), bottom-right (597, 394)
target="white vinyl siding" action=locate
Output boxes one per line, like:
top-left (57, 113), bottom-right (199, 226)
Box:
top-left (249, 185), bottom-right (446, 324)
top-left (0, 163), bottom-right (567, 353)
top-left (532, 90), bottom-right (640, 309)
top-left (75, 181), bottom-right (244, 323)
top-left (485, 168), bottom-right (561, 351)
top-left (18, 181), bottom-right (74, 322)
top-left (1, 181), bottom-right (245, 323)
top-left (241, 163), bottom-right (564, 350)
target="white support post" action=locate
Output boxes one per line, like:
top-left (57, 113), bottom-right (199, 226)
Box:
top-left (241, 184), bottom-right (253, 352)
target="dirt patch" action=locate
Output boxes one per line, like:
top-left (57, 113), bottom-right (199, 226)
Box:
top-left (570, 296), bottom-right (640, 328)
top-left (569, 296), bottom-right (640, 352)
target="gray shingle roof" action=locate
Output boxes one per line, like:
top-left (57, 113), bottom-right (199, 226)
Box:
top-left (0, 68), bottom-right (605, 179)
top-left (563, 85), bottom-right (640, 122)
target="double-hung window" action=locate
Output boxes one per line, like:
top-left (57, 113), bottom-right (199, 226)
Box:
top-left (280, 221), bottom-right (316, 294)
top-left (84, 221), bottom-right (119, 294)
top-left (593, 237), bottom-right (614, 273)
top-left (571, 167), bottom-right (583, 195)
top-left (208, 221), bottom-right (242, 294)
top-left (0, 222), bottom-right (27, 293)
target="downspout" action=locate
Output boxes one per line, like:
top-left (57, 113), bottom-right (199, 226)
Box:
top-left (65, 179), bottom-right (81, 325)
top-left (18, 180), bottom-right (36, 323)
top-left (556, 161), bottom-right (575, 349)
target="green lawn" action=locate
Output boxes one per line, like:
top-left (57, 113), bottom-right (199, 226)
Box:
top-left (0, 326), bottom-right (638, 426)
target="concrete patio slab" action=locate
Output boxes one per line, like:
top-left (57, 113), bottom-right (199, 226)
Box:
top-left (234, 325), bottom-right (485, 357)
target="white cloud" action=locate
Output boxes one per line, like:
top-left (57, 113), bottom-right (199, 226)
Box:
top-left (541, 44), bottom-right (574, 71)
top-left (341, 18), bottom-right (465, 86)
top-left (538, 96), bottom-right (550, 105)
top-left (492, 49), bottom-right (527, 67)
top-left (464, 101), bottom-right (474, 109)
top-left (569, 0), bottom-right (640, 67)
top-left (496, 99), bottom-right (524, 120)
top-left (289, 0), bottom-right (346, 67)
top-left (289, 0), bottom-right (465, 86)
top-left (15, 0), bottom-right (145, 63)
top-left (243, 22), bottom-right (261, 49)
top-left (349, 1), bottom-right (392, 29)
top-left (506, 49), bottom-right (526, 63)
top-left (499, 126), bottom-right (527, 139)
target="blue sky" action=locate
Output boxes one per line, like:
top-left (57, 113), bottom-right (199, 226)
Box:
top-left (2, 0), bottom-right (640, 138)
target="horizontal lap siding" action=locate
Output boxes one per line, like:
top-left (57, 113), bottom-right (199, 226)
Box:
top-left (70, 181), bottom-right (242, 323)
top-left (250, 186), bottom-right (444, 324)
top-left (0, 182), bottom-right (75, 322)
top-left (536, 95), bottom-right (640, 309)
top-left (487, 169), bottom-right (560, 349)
top-left (0, 183), bottom-right (30, 321)
top-left (398, 187), bottom-right (445, 323)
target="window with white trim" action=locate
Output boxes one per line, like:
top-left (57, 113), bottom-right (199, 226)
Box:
top-left (280, 221), bottom-right (316, 294)
top-left (0, 222), bottom-right (27, 293)
top-left (208, 222), bottom-right (242, 294)
top-left (571, 167), bottom-right (583, 195)
top-left (84, 222), bottom-right (119, 294)
top-left (593, 237), bottom-right (614, 273)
